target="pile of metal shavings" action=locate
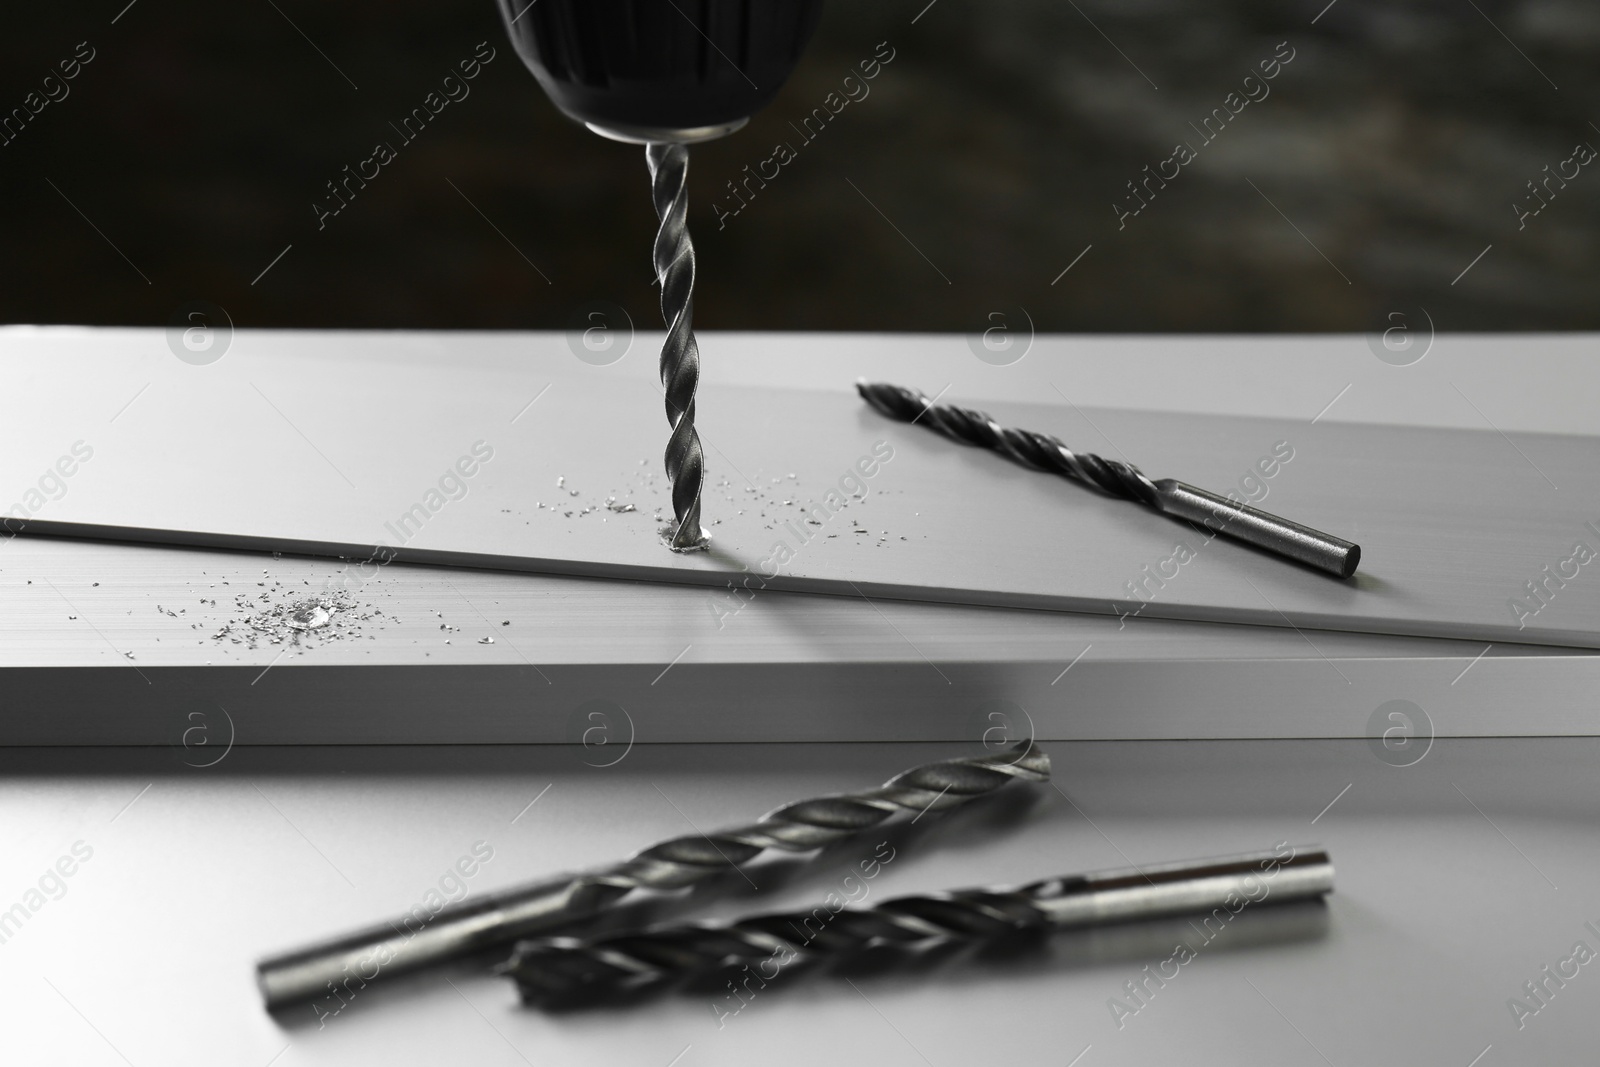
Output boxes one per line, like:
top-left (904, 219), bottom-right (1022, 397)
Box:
top-left (189, 569), bottom-right (393, 649)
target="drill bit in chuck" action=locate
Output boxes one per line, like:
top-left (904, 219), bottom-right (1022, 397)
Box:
top-left (856, 381), bottom-right (1360, 579)
top-left (647, 142), bottom-right (709, 552)
top-left (503, 846), bottom-right (1334, 1002)
top-left (256, 741), bottom-right (1049, 1010)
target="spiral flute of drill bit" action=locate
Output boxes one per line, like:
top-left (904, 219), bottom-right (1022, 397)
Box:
top-left (503, 846), bottom-right (1336, 1000)
top-left (506, 884), bottom-right (1049, 1000)
top-left (579, 740), bottom-right (1048, 902)
top-left (856, 380), bottom-right (1360, 578)
top-left (255, 741), bottom-right (1049, 1009)
top-left (646, 143), bottom-right (708, 551)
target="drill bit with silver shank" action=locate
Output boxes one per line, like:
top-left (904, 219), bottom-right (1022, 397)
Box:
top-left (256, 741), bottom-right (1050, 1011)
top-left (857, 381), bottom-right (1361, 579)
top-left (502, 846), bottom-right (1334, 1001)
top-left (647, 142), bottom-right (708, 550)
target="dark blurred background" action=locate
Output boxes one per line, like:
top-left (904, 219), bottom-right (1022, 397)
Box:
top-left (2, 0), bottom-right (1596, 333)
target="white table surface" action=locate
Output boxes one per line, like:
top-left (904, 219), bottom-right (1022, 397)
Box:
top-left (1, 738), bottom-right (1593, 1066)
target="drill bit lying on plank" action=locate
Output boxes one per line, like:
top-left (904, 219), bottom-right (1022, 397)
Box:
top-left (502, 846), bottom-right (1333, 1003)
top-left (856, 381), bottom-right (1360, 579)
top-left (257, 741), bottom-right (1049, 1011)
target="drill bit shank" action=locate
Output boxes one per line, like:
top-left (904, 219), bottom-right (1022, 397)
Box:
top-left (647, 142), bottom-right (709, 551)
top-left (857, 381), bottom-right (1360, 578)
top-left (504, 846), bottom-right (1334, 1000)
top-left (256, 741), bottom-right (1049, 1010)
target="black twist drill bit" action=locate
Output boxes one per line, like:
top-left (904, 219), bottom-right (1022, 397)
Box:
top-left (256, 741), bottom-right (1049, 1009)
top-left (589, 740), bottom-right (1048, 895)
top-left (857, 381), bottom-right (1360, 579)
top-left (646, 143), bottom-right (708, 551)
top-left (505, 885), bottom-right (1042, 1000)
top-left (502, 846), bottom-right (1336, 1001)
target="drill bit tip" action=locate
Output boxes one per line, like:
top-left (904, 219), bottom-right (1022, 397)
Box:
top-left (659, 524), bottom-right (711, 552)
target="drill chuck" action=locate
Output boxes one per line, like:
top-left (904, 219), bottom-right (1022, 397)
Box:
top-left (498, 0), bottom-right (824, 144)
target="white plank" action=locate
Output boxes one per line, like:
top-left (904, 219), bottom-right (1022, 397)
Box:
top-left (2, 330), bottom-right (1596, 647)
top-left (0, 536), bottom-right (1590, 744)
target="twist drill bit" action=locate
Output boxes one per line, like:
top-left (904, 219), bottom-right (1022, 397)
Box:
top-left (647, 142), bottom-right (709, 551)
top-left (857, 381), bottom-right (1361, 579)
top-left (503, 846), bottom-right (1334, 1002)
top-left (257, 741), bottom-right (1049, 1010)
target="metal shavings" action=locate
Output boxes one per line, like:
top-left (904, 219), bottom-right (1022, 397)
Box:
top-left (659, 524), bottom-right (710, 552)
top-left (287, 603), bottom-right (331, 631)
top-left (523, 460), bottom-right (899, 545)
top-left (201, 583), bottom-right (386, 650)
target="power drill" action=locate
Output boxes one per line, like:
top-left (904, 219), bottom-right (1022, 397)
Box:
top-left (496, 0), bottom-right (824, 551)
